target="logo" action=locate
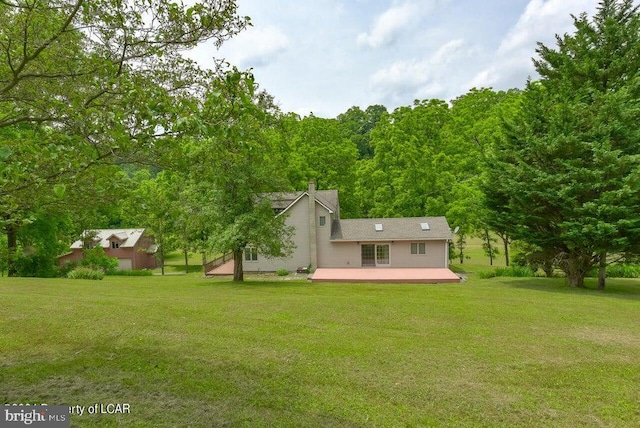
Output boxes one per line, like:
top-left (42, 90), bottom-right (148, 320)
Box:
top-left (1, 406), bottom-right (69, 427)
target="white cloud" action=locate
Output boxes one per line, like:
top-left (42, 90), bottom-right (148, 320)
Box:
top-left (432, 39), bottom-right (467, 65)
top-left (357, 2), bottom-right (422, 48)
top-left (468, 0), bottom-right (599, 91)
top-left (187, 0), bottom-right (609, 117)
top-left (370, 38), bottom-right (469, 104)
top-left (220, 25), bottom-right (290, 68)
top-left (498, 0), bottom-right (589, 55)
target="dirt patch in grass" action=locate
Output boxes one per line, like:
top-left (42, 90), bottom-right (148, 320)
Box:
top-left (572, 327), bottom-right (640, 348)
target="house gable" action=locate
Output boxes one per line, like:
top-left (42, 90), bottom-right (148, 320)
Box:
top-left (268, 190), bottom-right (338, 218)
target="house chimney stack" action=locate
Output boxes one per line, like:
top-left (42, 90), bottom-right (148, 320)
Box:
top-left (308, 180), bottom-right (317, 271)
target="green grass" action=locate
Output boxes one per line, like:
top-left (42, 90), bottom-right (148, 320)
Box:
top-left (154, 251), bottom-right (207, 274)
top-left (450, 236), bottom-right (509, 275)
top-left (1, 275), bottom-right (639, 427)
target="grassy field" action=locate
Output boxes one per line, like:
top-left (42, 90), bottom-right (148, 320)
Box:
top-left (1, 272), bottom-right (639, 427)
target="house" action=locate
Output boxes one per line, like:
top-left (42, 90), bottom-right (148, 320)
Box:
top-left (58, 229), bottom-right (158, 270)
top-left (208, 182), bottom-right (460, 283)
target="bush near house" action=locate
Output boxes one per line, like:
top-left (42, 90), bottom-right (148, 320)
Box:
top-left (79, 246), bottom-right (118, 273)
top-left (66, 267), bottom-right (104, 280)
top-left (64, 247), bottom-right (118, 280)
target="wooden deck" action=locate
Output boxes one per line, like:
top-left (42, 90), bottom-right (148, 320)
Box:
top-left (208, 262), bottom-right (461, 284)
top-left (309, 268), bottom-right (461, 283)
top-left (207, 260), bottom-right (234, 276)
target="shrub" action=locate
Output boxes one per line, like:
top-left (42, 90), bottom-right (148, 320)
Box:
top-left (607, 264), bottom-right (640, 278)
top-left (479, 266), bottom-right (535, 279)
top-left (80, 246), bottom-right (118, 273)
top-left (107, 269), bottom-right (153, 276)
top-left (276, 268), bottom-right (289, 276)
top-left (588, 264), bottom-right (640, 278)
top-left (67, 267), bottom-right (104, 280)
top-left (14, 253), bottom-right (61, 278)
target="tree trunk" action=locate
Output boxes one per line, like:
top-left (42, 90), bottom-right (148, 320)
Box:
top-left (6, 221), bottom-right (17, 277)
top-left (598, 251), bottom-right (606, 291)
top-left (502, 235), bottom-right (510, 266)
top-left (202, 252), bottom-right (207, 275)
top-left (564, 252), bottom-right (589, 288)
top-left (485, 229), bottom-right (493, 266)
top-left (457, 234), bottom-right (465, 264)
top-left (184, 249), bottom-right (189, 272)
top-left (233, 249), bottom-right (244, 281)
top-left (160, 246), bottom-right (165, 276)
top-left (566, 268), bottom-right (585, 287)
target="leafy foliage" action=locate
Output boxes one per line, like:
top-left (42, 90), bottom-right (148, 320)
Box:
top-left (67, 267), bottom-right (104, 280)
top-left (484, 0), bottom-right (640, 288)
top-left (478, 266), bottom-right (535, 279)
top-left (79, 246), bottom-right (118, 273)
top-left (181, 69), bottom-right (294, 281)
top-left (0, 0), bottom-right (248, 276)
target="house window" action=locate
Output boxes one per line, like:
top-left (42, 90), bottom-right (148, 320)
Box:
top-left (411, 242), bottom-right (426, 255)
top-left (319, 216), bottom-right (326, 226)
top-left (111, 241), bottom-right (120, 249)
top-left (244, 247), bottom-right (258, 261)
top-left (361, 244), bottom-right (390, 266)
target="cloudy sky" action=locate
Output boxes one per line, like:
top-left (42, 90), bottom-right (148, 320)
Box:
top-left (187, 0), bottom-right (606, 118)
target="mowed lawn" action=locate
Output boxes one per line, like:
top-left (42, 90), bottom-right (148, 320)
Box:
top-left (1, 275), bottom-right (639, 427)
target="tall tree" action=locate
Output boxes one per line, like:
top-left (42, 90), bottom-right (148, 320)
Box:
top-left (484, 0), bottom-right (640, 288)
top-left (282, 115), bottom-right (359, 217)
top-left (337, 105), bottom-right (387, 159)
top-left (183, 69), bottom-right (294, 281)
top-left (358, 99), bottom-right (450, 218)
top-left (446, 87), bottom-right (522, 265)
top-left (0, 0), bottom-right (248, 275)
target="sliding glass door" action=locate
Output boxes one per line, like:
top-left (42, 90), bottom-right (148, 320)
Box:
top-left (361, 244), bottom-right (390, 267)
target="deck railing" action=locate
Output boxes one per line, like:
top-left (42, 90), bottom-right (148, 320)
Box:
top-left (203, 252), bottom-right (234, 275)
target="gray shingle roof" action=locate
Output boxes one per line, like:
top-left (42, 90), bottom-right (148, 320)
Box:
top-left (331, 217), bottom-right (452, 241)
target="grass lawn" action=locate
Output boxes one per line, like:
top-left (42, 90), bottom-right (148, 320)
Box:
top-left (1, 274), bottom-right (639, 427)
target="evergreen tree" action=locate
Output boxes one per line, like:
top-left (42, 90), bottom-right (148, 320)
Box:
top-left (485, 0), bottom-right (640, 288)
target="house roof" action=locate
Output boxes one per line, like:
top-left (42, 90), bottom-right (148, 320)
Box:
top-left (267, 189), bottom-right (339, 215)
top-left (330, 217), bottom-right (452, 242)
top-left (70, 229), bottom-right (148, 249)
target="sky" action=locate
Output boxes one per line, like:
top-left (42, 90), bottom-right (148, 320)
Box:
top-left (187, 0), bottom-right (605, 118)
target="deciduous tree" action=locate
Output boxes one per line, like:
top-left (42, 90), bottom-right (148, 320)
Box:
top-left (182, 69), bottom-right (293, 281)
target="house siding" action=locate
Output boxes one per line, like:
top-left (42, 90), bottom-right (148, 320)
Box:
top-left (319, 240), bottom-right (448, 268)
top-left (245, 195), bottom-right (312, 272)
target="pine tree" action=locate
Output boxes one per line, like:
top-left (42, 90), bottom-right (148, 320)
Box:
top-left (485, 0), bottom-right (640, 288)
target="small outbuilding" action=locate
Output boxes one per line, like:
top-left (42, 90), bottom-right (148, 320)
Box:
top-left (58, 228), bottom-right (157, 270)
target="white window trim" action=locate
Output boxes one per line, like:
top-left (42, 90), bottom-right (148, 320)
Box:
top-left (411, 242), bottom-right (426, 255)
top-left (244, 247), bottom-right (258, 262)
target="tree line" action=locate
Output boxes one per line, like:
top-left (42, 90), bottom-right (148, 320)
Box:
top-left (1, 0), bottom-right (638, 287)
